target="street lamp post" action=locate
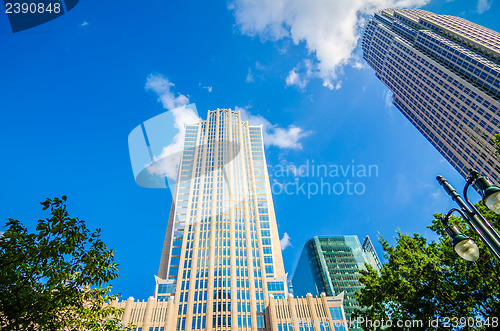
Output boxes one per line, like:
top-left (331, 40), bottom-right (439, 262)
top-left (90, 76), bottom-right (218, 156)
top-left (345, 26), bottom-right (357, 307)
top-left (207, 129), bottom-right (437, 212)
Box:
top-left (440, 208), bottom-right (480, 262)
top-left (436, 170), bottom-right (500, 263)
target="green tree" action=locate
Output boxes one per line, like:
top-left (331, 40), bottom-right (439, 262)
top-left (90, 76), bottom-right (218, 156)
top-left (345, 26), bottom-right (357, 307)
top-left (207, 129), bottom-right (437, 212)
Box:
top-left (493, 133), bottom-right (500, 157)
top-left (353, 203), bottom-right (500, 330)
top-left (0, 196), bottom-right (126, 330)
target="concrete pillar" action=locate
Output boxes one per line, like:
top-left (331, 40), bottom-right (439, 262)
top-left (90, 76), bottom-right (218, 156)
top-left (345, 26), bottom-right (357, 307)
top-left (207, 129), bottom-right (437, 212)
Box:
top-left (142, 296), bottom-right (156, 329)
top-left (164, 297), bottom-right (176, 331)
top-left (306, 293), bottom-right (320, 331)
top-left (122, 297), bottom-right (135, 326)
top-left (287, 295), bottom-right (299, 331)
top-left (267, 296), bottom-right (279, 331)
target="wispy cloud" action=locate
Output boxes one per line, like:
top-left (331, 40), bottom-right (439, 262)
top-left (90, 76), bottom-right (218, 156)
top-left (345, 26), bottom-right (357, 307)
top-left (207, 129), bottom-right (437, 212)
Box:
top-left (246, 68), bottom-right (254, 83)
top-left (430, 188), bottom-right (443, 200)
top-left (199, 83), bottom-right (213, 93)
top-left (384, 89), bottom-right (393, 110)
top-left (476, 0), bottom-right (492, 14)
top-left (80, 21), bottom-right (89, 27)
top-left (246, 62), bottom-right (268, 83)
top-left (145, 73), bottom-right (189, 110)
top-left (238, 106), bottom-right (311, 149)
top-left (286, 68), bottom-right (307, 89)
top-left (280, 232), bottom-right (292, 250)
top-left (352, 61), bottom-right (365, 70)
top-left (229, 0), bottom-right (429, 89)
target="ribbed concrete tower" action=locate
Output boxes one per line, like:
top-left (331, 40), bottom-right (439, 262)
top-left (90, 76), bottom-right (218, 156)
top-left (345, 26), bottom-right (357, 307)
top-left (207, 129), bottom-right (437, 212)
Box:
top-left (363, 9), bottom-right (500, 184)
top-left (155, 108), bottom-right (286, 330)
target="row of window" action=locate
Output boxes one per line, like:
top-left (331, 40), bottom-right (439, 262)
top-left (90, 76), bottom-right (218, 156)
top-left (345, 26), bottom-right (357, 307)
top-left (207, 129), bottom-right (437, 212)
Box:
top-left (378, 32), bottom-right (500, 184)
top-left (416, 30), bottom-right (499, 97)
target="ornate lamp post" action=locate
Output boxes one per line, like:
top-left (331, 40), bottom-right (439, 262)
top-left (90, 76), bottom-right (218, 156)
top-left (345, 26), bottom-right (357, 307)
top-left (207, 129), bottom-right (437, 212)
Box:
top-left (437, 170), bottom-right (500, 262)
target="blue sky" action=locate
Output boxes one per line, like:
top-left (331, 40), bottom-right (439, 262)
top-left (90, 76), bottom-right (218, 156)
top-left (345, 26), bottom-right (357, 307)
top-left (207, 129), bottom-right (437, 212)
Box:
top-left (1, 0), bottom-right (498, 300)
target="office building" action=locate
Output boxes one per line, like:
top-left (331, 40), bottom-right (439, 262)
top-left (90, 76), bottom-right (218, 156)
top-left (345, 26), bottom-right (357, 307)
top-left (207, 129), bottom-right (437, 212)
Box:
top-left (292, 236), bottom-right (381, 324)
top-left (113, 108), bottom-right (348, 331)
top-left (362, 9), bottom-right (500, 184)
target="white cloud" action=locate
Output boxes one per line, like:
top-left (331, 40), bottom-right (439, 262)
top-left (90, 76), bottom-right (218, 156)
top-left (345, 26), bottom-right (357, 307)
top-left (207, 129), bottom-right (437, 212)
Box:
top-left (431, 188), bottom-right (443, 200)
top-left (383, 89), bottom-right (395, 120)
top-left (246, 62), bottom-right (268, 83)
top-left (476, 0), bottom-right (491, 14)
top-left (384, 89), bottom-right (393, 110)
top-left (353, 61), bottom-right (365, 70)
top-left (80, 21), bottom-right (89, 27)
top-left (280, 232), bottom-right (292, 250)
top-left (229, 0), bottom-right (429, 88)
top-left (199, 83), bottom-right (213, 93)
top-left (145, 73), bottom-right (189, 110)
top-left (255, 61), bottom-right (266, 71)
top-left (325, 80), bottom-right (342, 90)
top-left (267, 126), bottom-right (310, 149)
top-left (0, 231), bottom-right (4, 238)
top-left (238, 106), bottom-right (311, 149)
top-left (286, 68), bottom-right (307, 89)
top-left (246, 68), bottom-right (254, 82)
top-left (287, 59), bottom-right (315, 89)
top-left (145, 74), bottom-right (200, 180)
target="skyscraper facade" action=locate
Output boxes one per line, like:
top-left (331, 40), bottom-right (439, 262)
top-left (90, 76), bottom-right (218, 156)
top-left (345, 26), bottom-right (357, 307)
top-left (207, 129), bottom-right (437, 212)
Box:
top-left (362, 9), bottom-right (500, 184)
top-left (292, 236), bottom-right (381, 324)
top-left (156, 108), bottom-right (286, 330)
top-left (113, 108), bottom-right (348, 331)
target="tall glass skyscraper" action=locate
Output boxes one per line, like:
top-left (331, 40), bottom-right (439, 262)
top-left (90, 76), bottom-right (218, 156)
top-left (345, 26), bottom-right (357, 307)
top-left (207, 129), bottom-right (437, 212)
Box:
top-left (292, 236), bottom-right (381, 325)
top-left (114, 108), bottom-right (348, 331)
top-left (362, 9), bottom-right (500, 184)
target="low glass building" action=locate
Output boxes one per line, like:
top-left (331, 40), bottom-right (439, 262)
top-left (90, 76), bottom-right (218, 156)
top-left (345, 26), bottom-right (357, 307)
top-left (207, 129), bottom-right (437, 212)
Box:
top-left (292, 236), bottom-right (382, 325)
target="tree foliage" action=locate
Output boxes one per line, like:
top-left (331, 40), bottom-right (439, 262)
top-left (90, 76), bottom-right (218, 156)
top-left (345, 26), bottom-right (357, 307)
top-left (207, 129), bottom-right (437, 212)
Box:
top-left (0, 196), bottom-right (125, 330)
top-left (493, 133), bottom-right (500, 157)
top-left (354, 202), bottom-right (500, 330)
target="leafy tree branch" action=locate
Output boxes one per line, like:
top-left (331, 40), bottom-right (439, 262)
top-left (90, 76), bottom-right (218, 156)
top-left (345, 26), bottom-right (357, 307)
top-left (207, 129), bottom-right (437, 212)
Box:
top-left (0, 196), bottom-right (126, 331)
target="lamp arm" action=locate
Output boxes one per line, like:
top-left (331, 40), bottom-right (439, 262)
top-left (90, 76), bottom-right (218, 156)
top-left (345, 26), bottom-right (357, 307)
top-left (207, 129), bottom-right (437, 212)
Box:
top-left (463, 179), bottom-right (476, 212)
top-left (463, 177), bottom-right (500, 246)
top-left (462, 170), bottom-right (492, 223)
top-left (442, 208), bottom-right (469, 226)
